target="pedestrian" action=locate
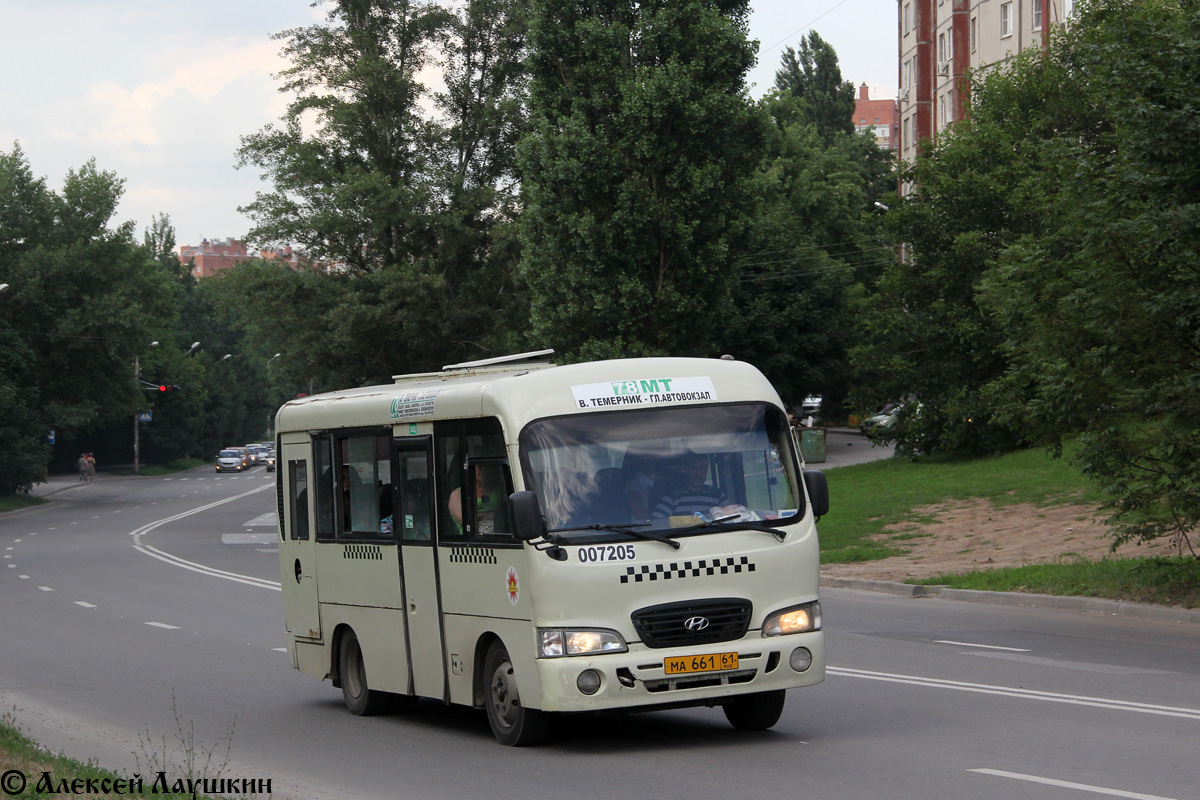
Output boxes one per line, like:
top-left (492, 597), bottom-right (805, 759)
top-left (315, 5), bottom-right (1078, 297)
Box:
top-left (85, 453), bottom-right (96, 483)
top-left (77, 453), bottom-right (89, 482)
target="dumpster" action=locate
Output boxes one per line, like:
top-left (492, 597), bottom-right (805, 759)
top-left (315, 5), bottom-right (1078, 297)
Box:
top-left (800, 427), bottom-right (826, 463)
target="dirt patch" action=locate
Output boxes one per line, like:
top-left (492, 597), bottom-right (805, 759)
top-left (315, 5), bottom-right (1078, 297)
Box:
top-left (820, 498), bottom-right (1169, 583)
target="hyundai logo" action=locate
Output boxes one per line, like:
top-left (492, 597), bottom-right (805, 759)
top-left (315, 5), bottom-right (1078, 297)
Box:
top-left (683, 616), bottom-right (710, 632)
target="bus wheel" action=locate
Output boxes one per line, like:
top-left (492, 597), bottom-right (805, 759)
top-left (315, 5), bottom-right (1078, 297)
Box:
top-left (483, 641), bottom-right (549, 746)
top-left (339, 630), bottom-right (390, 716)
top-left (722, 689), bottom-right (786, 731)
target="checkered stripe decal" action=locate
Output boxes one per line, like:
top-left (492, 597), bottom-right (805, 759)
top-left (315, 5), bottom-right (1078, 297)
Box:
top-left (448, 547), bottom-right (498, 564)
top-left (343, 544), bottom-right (383, 560)
top-left (620, 556), bottom-right (755, 584)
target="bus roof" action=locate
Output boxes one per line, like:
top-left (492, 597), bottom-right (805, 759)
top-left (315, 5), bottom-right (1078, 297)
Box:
top-left (274, 356), bottom-right (784, 437)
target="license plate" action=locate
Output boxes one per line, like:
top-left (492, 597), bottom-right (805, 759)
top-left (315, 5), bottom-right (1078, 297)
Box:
top-left (663, 652), bottom-right (739, 675)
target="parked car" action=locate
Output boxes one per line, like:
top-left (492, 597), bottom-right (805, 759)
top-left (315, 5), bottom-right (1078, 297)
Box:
top-left (216, 449), bottom-right (246, 472)
top-left (860, 403), bottom-right (901, 439)
top-left (800, 395), bottom-right (822, 416)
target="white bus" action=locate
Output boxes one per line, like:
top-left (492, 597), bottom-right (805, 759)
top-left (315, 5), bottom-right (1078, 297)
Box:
top-left (275, 351), bottom-right (828, 745)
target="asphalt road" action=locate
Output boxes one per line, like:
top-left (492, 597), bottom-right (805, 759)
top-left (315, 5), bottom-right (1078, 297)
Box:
top-left (2, 467), bottom-right (1197, 800)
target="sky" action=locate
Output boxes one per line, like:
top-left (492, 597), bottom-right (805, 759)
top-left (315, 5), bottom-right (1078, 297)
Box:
top-left (0, 0), bottom-right (897, 249)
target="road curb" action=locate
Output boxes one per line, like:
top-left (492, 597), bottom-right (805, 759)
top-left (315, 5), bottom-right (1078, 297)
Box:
top-left (821, 576), bottom-right (1200, 624)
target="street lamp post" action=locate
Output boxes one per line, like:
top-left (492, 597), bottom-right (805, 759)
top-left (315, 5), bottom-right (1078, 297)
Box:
top-left (133, 341), bottom-right (159, 474)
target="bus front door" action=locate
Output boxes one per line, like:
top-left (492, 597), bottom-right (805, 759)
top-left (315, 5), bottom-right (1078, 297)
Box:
top-left (394, 436), bottom-right (447, 701)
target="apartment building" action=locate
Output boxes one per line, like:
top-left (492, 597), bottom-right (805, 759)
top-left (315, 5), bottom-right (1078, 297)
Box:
top-left (897, 0), bottom-right (1069, 170)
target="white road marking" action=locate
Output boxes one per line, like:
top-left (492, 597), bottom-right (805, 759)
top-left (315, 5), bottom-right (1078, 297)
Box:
top-left (145, 622), bottom-right (180, 630)
top-left (969, 768), bottom-right (1177, 799)
top-left (935, 640), bottom-right (1030, 651)
top-left (18, 575), bottom-right (28, 579)
top-left (75, 602), bottom-right (96, 608)
top-left (129, 485), bottom-right (281, 592)
top-left (967, 651), bottom-right (1172, 675)
top-left (6, 564), bottom-right (14, 568)
top-left (273, 648), bottom-right (287, 652)
top-left (38, 586), bottom-right (52, 591)
top-left (828, 667), bottom-right (1200, 720)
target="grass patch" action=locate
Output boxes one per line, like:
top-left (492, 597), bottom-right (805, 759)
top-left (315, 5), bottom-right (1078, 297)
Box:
top-left (818, 444), bottom-right (1103, 564)
top-left (0, 711), bottom-right (215, 799)
top-left (910, 557), bottom-right (1200, 608)
top-left (0, 495), bottom-right (47, 513)
top-left (109, 459), bottom-right (209, 477)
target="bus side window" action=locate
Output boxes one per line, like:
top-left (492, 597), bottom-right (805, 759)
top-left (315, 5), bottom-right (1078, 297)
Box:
top-left (337, 434), bottom-right (392, 540)
top-left (288, 460), bottom-right (309, 540)
top-left (313, 435), bottom-right (336, 541)
top-left (398, 448), bottom-right (433, 541)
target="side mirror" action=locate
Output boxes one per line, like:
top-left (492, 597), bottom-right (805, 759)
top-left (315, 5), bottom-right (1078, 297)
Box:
top-left (803, 471), bottom-right (829, 518)
top-left (509, 491), bottom-right (546, 542)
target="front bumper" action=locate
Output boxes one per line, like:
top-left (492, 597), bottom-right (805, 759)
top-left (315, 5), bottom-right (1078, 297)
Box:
top-left (533, 630), bottom-right (824, 713)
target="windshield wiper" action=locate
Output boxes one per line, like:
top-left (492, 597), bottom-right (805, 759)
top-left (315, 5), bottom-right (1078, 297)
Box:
top-left (669, 514), bottom-right (788, 541)
top-left (547, 521), bottom-right (681, 549)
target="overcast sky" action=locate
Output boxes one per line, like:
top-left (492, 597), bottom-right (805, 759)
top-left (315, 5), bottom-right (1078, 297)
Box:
top-left (0, 0), bottom-right (897, 249)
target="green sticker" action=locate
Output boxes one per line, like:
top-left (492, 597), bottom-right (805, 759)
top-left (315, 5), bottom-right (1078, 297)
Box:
top-left (409, 423), bottom-right (417, 435)
top-left (405, 515), bottom-right (414, 529)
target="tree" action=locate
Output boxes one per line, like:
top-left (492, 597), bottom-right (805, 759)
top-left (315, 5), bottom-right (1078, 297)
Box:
top-left (517, 0), bottom-right (766, 361)
top-left (976, 0), bottom-right (1200, 554)
top-left (0, 147), bottom-right (176, 489)
top-left (772, 32), bottom-right (856, 144)
top-left (724, 52), bottom-right (893, 411)
top-left (235, 0), bottom-right (530, 378)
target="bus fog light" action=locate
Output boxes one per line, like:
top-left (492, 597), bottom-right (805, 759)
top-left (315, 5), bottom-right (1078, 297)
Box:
top-left (789, 647), bottom-right (813, 672)
top-left (577, 669), bottom-right (602, 695)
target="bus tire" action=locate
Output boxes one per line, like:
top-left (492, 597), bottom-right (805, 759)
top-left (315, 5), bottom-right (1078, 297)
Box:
top-left (722, 689), bottom-right (786, 731)
top-left (483, 641), bottom-right (548, 746)
top-left (339, 630), bottom-right (390, 716)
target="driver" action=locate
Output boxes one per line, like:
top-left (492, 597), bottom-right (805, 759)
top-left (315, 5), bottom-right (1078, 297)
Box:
top-left (650, 453), bottom-right (739, 522)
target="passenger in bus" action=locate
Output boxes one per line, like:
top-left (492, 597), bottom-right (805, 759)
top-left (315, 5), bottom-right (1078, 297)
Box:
top-left (448, 464), bottom-right (506, 534)
top-left (650, 452), bottom-right (738, 523)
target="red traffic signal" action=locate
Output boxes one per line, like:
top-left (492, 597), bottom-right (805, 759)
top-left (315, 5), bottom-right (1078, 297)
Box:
top-left (158, 384), bottom-right (170, 392)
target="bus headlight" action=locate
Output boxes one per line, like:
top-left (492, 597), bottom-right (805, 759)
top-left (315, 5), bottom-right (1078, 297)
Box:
top-left (761, 601), bottom-right (822, 637)
top-left (538, 628), bottom-right (628, 658)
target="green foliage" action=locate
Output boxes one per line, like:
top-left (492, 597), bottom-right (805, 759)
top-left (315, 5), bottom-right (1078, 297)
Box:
top-left (772, 32), bottom-right (856, 143)
top-left (235, 0), bottom-right (530, 374)
top-left (853, 0), bottom-right (1200, 554)
top-left (518, 0), bottom-right (765, 361)
top-left (0, 146), bottom-right (178, 490)
top-left (726, 60), bottom-right (893, 411)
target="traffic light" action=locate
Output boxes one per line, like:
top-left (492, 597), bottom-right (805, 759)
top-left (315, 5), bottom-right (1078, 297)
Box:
top-left (158, 384), bottom-right (171, 392)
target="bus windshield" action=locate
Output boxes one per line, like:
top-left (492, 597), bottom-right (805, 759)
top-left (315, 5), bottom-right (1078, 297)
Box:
top-left (519, 403), bottom-right (802, 535)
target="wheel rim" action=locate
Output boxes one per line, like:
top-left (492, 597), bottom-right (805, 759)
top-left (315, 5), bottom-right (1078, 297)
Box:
top-left (489, 657), bottom-right (519, 730)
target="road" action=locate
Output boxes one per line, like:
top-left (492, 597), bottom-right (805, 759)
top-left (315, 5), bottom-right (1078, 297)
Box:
top-left (2, 467), bottom-right (1197, 800)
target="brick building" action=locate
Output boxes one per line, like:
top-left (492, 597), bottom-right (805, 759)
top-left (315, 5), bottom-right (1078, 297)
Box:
top-left (854, 83), bottom-right (899, 150)
top-left (178, 238), bottom-right (303, 278)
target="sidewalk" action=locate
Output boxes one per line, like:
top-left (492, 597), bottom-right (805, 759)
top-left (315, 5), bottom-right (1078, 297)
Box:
top-left (28, 473), bottom-right (98, 499)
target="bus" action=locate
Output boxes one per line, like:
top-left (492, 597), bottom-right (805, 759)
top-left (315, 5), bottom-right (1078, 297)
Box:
top-left (274, 351), bottom-right (828, 745)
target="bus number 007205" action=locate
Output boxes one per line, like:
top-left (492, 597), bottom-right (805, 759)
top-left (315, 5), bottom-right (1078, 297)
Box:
top-left (576, 544), bottom-right (636, 563)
